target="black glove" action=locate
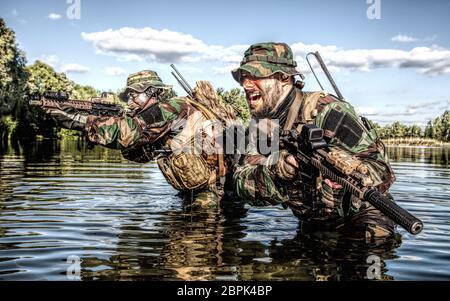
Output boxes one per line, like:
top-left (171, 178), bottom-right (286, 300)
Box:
top-left (45, 104), bottom-right (87, 131)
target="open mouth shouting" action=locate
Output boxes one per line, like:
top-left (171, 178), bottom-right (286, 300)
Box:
top-left (245, 89), bottom-right (263, 110)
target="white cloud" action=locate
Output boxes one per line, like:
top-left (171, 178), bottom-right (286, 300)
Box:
top-left (391, 34), bottom-right (418, 43)
top-left (36, 54), bottom-right (90, 74)
top-left (177, 66), bottom-right (203, 74)
top-left (424, 34), bottom-right (437, 42)
top-left (117, 54), bottom-right (144, 62)
top-left (60, 63), bottom-right (90, 73)
top-left (355, 106), bottom-right (378, 116)
top-left (292, 42), bottom-right (450, 76)
top-left (105, 67), bottom-right (127, 76)
top-left (48, 13), bottom-right (62, 20)
top-left (38, 54), bottom-right (60, 68)
top-left (212, 64), bottom-right (239, 75)
top-left (358, 99), bottom-right (449, 126)
top-left (81, 27), bottom-right (207, 62)
top-left (81, 27), bottom-right (249, 65)
top-left (407, 100), bottom-right (441, 110)
top-left (81, 26), bottom-right (450, 77)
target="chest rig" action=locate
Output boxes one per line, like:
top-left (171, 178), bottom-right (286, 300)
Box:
top-left (156, 98), bottom-right (227, 193)
top-left (280, 89), bottom-right (329, 217)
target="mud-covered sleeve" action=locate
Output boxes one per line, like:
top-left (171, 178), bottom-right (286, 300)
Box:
top-left (85, 98), bottom-right (186, 150)
top-left (314, 100), bottom-right (396, 192)
top-left (233, 137), bottom-right (287, 207)
top-left (136, 97), bottom-right (186, 144)
top-left (85, 115), bottom-right (145, 149)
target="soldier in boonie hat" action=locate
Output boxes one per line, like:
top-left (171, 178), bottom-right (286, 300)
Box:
top-left (125, 70), bottom-right (170, 93)
top-left (231, 42), bottom-right (304, 83)
top-left (122, 70), bottom-right (172, 114)
top-left (233, 42), bottom-right (399, 242)
top-left (231, 42), bottom-right (304, 119)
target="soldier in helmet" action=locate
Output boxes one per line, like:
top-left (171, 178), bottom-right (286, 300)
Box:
top-left (45, 70), bottom-right (237, 208)
top-left (232, 42), bottom-right (397, 242)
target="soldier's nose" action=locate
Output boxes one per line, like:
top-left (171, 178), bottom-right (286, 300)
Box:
top-left (242, 78), bottom-right (255, 90)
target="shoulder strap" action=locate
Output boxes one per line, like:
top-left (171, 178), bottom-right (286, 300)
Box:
top-left (302, 91), bottom-right (327, 123)
top-left (283, 90), bottom-right (328, 131)
top-left (283, 90), bottom-right (303, 131)
top-left (293, 91), bottom-right (327, 134)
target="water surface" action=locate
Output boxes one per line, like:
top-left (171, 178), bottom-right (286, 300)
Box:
top-left (0, 140), bottom-right (449, 280)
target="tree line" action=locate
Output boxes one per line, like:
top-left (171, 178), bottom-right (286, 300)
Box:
top-left (373, 111), bottom-right (450, 142)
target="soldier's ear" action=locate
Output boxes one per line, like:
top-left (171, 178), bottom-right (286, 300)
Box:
top-left (279, 73), bottom-right (293, 87)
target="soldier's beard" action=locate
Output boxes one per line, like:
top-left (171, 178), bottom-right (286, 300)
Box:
top-left (246, 78), bottom-right (284, 119)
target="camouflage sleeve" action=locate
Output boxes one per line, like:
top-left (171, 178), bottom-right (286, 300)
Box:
top-left (85, 114), bottom-right (145, 149)
top-left (85, 98), bottom-right (187, 150)
top-left (137, 97), bottom-right (186, 143)
top-left (314, 100), bottom-right (395, 192)
top-left (233, 138), bottom-right (287, 207)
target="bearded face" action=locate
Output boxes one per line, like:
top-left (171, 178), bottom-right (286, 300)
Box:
top-left (241, 74), bottom-right (286, 119)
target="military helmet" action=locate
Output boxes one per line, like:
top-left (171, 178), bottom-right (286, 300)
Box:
top-left (231, 42), bottom-right (304, 83)
top-left (125, 70), bottom-right (170, 93)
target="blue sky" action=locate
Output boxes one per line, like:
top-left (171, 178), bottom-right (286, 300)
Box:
top-left (1, 0), bottom-right (449, 126)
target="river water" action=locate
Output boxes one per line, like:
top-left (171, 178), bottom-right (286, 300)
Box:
top-left (0, 139), bottom-right (449, 280)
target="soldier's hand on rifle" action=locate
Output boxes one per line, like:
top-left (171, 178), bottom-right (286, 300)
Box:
top-left (272, 150), bottom-right (299, 181)
top-left (44, 103), bottom-right (87, 131)
top-left (319, 178), bottom-right (344, 215)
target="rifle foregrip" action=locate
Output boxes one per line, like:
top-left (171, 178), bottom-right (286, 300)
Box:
top-left (364, 189), bottom-right (423, 235)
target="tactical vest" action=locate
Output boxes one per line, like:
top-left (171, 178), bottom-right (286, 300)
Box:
top-left (128, 81), bottom-right (233, 194)
top-left (280, 90), bottom-right (330, 219)
top-left (280, 89), bottom-right (389, 222)
top-left (156, 96), bottom-right (227, 193)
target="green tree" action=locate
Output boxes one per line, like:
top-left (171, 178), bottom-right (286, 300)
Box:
top-left (406, 125), bottom-right (421, 138)
top-left (424, 120), bottom-right (434, 139)
top-left (0, 18), bottom-right (28, 139)
top-left (390, 121), bottom-right (406, 138)
top-left (441, 110), bottom-right (450, 141)
top-left (72, 84), bottom-right (99, 100)
top-left (216, 87), bottom-right (250, 123)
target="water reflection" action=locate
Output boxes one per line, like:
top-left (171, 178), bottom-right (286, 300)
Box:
top-left (386, 146), bottom-right (449, 166)
top-left (0, 140), bottom-right (449, 280)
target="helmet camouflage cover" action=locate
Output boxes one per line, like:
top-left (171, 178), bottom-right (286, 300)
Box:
top-left (125, 70), bottom-right (170, 93)
top-left (232, 42), bottom-right (304, 83)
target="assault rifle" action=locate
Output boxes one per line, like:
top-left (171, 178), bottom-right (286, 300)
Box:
top-left (29, 91), bottom-right (124, 117)
top-left (280, 124), bottom-right (424, 235)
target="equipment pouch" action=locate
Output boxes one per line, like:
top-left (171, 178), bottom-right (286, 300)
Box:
top-left (157, 152), bottom-right (211, 191)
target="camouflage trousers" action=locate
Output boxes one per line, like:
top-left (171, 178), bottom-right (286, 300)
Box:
top-left (182, 188), bottom-right (221, 209)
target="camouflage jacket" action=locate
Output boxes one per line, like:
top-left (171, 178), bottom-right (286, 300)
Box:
top-left (233, 89), bottom-right (396, 223)
top-left (85, 96), bottom-right (237, 196)
top-left (85, 97), bottom-right (189, 150)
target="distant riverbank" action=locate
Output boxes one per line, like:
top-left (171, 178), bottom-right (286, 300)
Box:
top-left (383, 138), bottom-right (450, 147)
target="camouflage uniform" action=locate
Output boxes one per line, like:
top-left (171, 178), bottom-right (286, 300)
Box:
top-left (50, 70), bottom-right (231, 208)
top-left (232, 43), bottom-right (396, 241)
